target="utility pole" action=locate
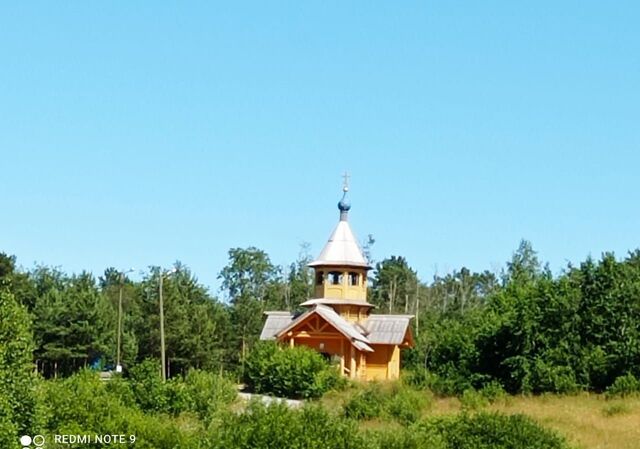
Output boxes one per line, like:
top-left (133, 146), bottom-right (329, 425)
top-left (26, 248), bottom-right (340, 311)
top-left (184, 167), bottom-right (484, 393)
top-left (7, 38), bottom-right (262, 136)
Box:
top-left (159, 273), bottom-right (166, 381)
top-left (415, 277), bottom-right (420, 338)
top-left (116, 268), bottom-right (134, 373)
top-left (116, 273), bottom-right (123, 372)
top-left (158, 268), bottom-right (176, 381)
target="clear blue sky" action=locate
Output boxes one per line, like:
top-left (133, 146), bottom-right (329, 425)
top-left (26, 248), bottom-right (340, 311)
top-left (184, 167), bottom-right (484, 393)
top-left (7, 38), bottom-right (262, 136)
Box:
top-left (1, 2), bottom-right (639, 293)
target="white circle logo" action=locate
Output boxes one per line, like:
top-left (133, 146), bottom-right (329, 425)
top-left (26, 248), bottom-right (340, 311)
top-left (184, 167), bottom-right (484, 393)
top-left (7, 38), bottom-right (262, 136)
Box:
top-left (20, 435), bottom-right (32, 446)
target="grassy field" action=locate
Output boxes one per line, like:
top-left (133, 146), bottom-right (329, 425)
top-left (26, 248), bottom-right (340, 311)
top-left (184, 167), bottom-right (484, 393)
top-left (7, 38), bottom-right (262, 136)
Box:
top-left (484, 394), bottom-right (640, 449)
top-left (322, 389), bottom-right (640, 449)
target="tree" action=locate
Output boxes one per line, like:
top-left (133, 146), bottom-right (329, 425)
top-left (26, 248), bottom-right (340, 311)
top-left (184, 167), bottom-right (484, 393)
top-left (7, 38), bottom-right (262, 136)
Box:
top-left (505, 240), bottom-right (543, 285)
top-left (31, 269), bottom-right (115, 377)
top-left (0, 253), bottom-right (37, 310)
top-left (100, 267), bottom-right (139, 369)
top-left (219, 248), bottom-right (280, 371)
top-left (219, 247), bottom-right (277, 303)
top-left (135, 264), bottom-right (232, 376)
top-left (428, 268), bottom-right (499, 316)
top-left (362, 234), bottom-right (376, 266)
top-left (282, 242), bottom-right (314, 309)
top-left (0, 291), bottom-right (38, 448)
top-left (371, 256), bottom-right (418, 313)
top-left (571, 252), bottom-right (640, 389)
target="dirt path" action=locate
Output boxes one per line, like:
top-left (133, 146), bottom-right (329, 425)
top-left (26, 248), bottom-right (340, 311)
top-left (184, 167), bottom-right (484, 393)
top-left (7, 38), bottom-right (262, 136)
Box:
top-left (237, 392), bottom-right (304, 409)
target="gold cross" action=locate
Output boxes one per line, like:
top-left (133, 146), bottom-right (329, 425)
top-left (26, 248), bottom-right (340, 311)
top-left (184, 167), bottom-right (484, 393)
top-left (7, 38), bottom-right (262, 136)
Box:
top-left (342, 171), bottom-right (350, 191)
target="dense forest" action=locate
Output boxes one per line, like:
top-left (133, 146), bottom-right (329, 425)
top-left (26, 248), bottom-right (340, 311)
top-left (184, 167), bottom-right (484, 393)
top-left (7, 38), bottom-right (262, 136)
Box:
top-left (1, 240), bottom-right (640, 390)
top-left (1, 242), bottom-right (640, 448)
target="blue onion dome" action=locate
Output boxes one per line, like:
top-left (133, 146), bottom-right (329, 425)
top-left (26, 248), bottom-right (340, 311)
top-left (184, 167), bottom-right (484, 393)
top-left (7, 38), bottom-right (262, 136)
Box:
top-left (338, 187), bottom-right (351, 219)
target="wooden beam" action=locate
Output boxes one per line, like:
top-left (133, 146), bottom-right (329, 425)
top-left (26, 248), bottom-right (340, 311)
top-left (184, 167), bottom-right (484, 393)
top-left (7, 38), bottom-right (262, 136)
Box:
top-left (350, 345), bottom-right (356, 379)
top-left (291, 333), bottom-right (345, 340)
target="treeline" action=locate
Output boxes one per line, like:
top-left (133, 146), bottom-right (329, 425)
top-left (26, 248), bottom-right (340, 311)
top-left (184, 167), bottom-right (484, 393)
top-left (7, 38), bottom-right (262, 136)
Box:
top-left (406, 241), bottom-right (640, 394)
top-left (0, 246), bottom-right (313, 378)
top-left (1, 239), bottom-right (640, 394)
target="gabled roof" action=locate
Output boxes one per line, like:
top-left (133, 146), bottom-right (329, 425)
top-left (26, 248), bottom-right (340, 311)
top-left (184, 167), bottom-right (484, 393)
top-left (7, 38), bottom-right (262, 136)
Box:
top-left (261, 309), bottom-right (414, 348)
top-left (308, 219), bottom-right (370, 268)
top-left (314, 305), bottom-right (373, 352)
top-left (273, 304), bottom-right (374, 352)
top-left (363, 314), bottom-right (414, 345)
top-left (260, 311), bottom-right (294, 340)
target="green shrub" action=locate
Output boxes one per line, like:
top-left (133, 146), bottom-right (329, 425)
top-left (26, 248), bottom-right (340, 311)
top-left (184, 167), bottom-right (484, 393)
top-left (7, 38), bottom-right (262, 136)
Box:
top-left (314, 363), bottom-right (348, 394)
top-left (0, 395), bottom-right (19, 449)
top-left (244, 340), bottom-right (278, 383)
top-left (602, 402), bottom-right (630, 417)
top-left (460, 388), bottom-right (489, 411)
top-left (424, 412), bottom-right (571, 449)
top-left (606, 373), bottom-right (640, 398)
top-left (32, 370), bottom-right (572, 449)
top-left (402, 368), bottom-right (470, 396)
top-left (528, 361), bottom-right (580, 394)
top-left (165, 377), bottom-right (191, 416)
top-left (366, 426), bottom-right (446, 449)
top-left (129, 359), bottom-right (170, 412)
top-left (479, 381), bottom-right (508, 403)
top-left (244, 341), bottom-right (341, 399)
top-left (403, 368), bottom-right (439, 390)
top-left (129, 362), bottom-right (237, 419)
top-left (104, 375), bottom-right (136, 407)
top-left (387, 387), bottom-right (429, 424)
top-left (208, 401), bottom-right (365, 449)
top-left (179, 369), bottom-right (237, 421)
top-left (366, 411), bottom-right (570, 449)
top-left (343, 384), bottom-right (385, 420)
top-left (38, 369), bottom-right (196, 449)
top-left (0, 291), bottom-right (38, 448)
top-left (344, 382), bottom-right (429, 424)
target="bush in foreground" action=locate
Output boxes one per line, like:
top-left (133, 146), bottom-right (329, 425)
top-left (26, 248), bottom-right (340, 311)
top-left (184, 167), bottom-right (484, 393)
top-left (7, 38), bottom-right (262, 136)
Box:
top-left (128, 359), bottom-right (237, 418)
top-left (0, 292), bottom-right (39, 449)
top-left (179, 369), bottom-right (238, 421)
top-left (244, 341), bottom-right (343, 399)
top-left (38, 370), bottom-right (195, 449)
top-left (35, 366), bottom-right (237, 448)
top-left (425, 412), bottom-right (571, 449)
top-left (32, 369), bottom-right (573, 449)
top-left (344, 382), bottom-right (430, 424)
top-left (213, 402), bottom-right (571, 449)
top-left (208, 401), bottom-right (364, 449)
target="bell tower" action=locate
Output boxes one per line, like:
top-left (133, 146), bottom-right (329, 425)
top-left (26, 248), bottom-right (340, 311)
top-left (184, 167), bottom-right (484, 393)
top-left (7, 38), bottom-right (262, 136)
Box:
top-left (260, 174), bottom-right (414, 381)
top-left (305, 175), bottom-right (373, 322)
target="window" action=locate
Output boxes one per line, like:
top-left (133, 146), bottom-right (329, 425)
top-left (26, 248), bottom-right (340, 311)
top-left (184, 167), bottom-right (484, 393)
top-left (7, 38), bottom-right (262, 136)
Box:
top-left (316, 271), bottom-right (324, 285)
top-left (329, 271), bottom-right (343, 285)
top-left (349, 272), bottom-right (360, 286)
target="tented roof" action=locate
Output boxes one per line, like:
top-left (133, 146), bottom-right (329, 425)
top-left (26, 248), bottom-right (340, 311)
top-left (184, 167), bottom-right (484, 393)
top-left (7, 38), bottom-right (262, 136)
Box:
top-left (308, 219), bottom-right (369, 268)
